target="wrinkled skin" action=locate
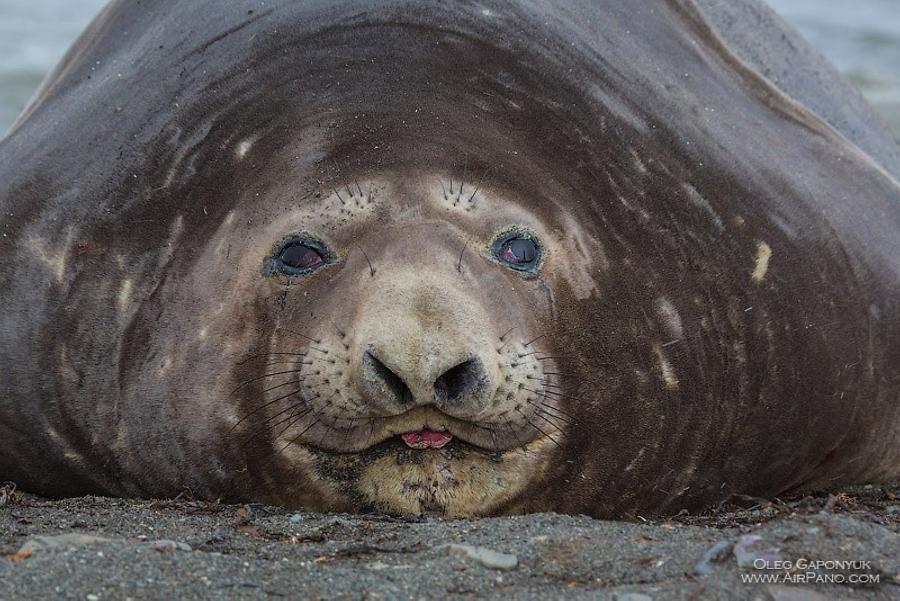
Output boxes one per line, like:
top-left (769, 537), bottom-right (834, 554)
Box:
top-left (0, 0), bottom-right (899, 518)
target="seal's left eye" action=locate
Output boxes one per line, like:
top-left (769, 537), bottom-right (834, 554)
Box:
top-left (493, 233), bottom-right (542, 271)
top-left (273, 239), bottom-right (330, 275)
top-left (280, 244), bottom-right (323, 270)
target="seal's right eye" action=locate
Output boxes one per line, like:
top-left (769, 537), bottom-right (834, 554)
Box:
top-left (272, 238), bottom-right (331, 276)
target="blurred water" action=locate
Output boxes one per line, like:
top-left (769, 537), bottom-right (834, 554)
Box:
top-left (0, 0), bottom-right (898, 140)
top-left (768, 0), bottom-right (900, 139)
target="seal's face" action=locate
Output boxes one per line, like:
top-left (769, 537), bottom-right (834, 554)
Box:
top-left (167, 172), bottom-right (598, 515)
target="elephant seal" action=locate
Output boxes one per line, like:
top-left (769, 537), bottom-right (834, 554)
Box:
top-left (1, 0), bottom-right (899, 518)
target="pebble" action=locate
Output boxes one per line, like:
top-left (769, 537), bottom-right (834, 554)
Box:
top-left (613, 594), bottom-right (653, 601)
top-left (732, 534), bottom-right (782, 569)
top-left (288, 513), bottom-right (303, 524)
top-left (18, 534), bottom-right (116, 554)
top-left (692, 540), bottom-right (731, 576)
top-left (444, 544), bottom-right (518, 571)
top-left (767, 585), bottom-right (829, 601)
top-left (146, 540), bottom-right (192, 552)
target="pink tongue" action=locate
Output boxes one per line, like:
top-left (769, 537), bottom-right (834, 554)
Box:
top-left (401, 429), bottom-right (453, 449)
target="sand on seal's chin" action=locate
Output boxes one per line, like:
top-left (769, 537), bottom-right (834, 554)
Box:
top-left (353, 436), bottom-right (557, 516)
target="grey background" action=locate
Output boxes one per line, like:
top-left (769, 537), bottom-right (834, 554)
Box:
top-left (0, 0), bottom-right (898, 138)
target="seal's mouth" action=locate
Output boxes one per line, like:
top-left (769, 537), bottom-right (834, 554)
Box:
top-left (400, 429), bottom-right (453, 449)
top-left (295, 406), bottom-right (542, 455)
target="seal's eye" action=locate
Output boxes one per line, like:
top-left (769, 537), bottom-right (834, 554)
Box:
top-left (493, 233), bottom-right (542, 272)
top-left (271, 238), bottom-right (331, 276)
top-left (280, 244), bottom-right (323, 270)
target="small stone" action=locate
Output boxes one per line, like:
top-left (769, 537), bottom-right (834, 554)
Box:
top-left (289, 513), bottom-right (303, 524)
top-left (767, 585), bottom-right (829, 601)
top-left (444, 544), bottom-right (518, 571)
top-left (86, 595), bottom-right (99, 601)
top-left (693, 540), bottom-right (731, 576)
top-left (613, 593), bottom-right (653, 601)
top-left (733, 534), bottom-right (782, 569)
top-left (18, 533), bottom-right (116, 554)
top-left (324, 516), bottom-right (355, 529)
top-left (147, 539), bottom-right (192, 552)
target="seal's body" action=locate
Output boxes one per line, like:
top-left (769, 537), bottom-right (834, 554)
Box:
top-left (1, 0), bottom-right (898, 517)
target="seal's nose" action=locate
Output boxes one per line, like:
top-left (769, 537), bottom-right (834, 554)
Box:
top-left (433, 358), bottom-right (487, 403)
top-left (361, 351), bottom-right (413, 405)
top-left (359, 349), bottom-right (490, 415)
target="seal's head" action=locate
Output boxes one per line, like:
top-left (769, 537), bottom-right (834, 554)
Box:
top-left (173, 173), bottom-right (600, 515)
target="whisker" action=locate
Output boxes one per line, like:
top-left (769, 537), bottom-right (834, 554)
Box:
top-left (237, 352), bottom-right (308, 366)
top-left (515, 408), bottom-right (561, 448)
top-left (538, 372), bottom-right (602, 385)
top-left (230, 387), bottom-right (306, 432)
top-left (239, 400), bottom-right (316, 447)
top-left (533, 408), bottom-right (570, 431)
top-left (280, 329), bottom-right (322, 345)
top-left (523, 334), bottom-right (545, 347)
top-left (354, 242), bottom-right (376, 277)
top-left (526, 386), bottom-right (588, 404)
top-left (281, 415), bottom-right (324, 453)
top-left (456, 239), bottom-right (469, 273)
top-left (239, 404), bottom-right (316, 450)
top-left (531, 397), bottom-right (578, 421)
top-left (531, 402), bottom-right (576, 424)
top-left (264, 360), bottom-right (312, 367)
top-left (231, 368), bottom-right (311, 395)
top-left (503, 417), bottom-right (530, 456)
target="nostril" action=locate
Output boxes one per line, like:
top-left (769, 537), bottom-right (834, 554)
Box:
top-left (434, 358), bottom-right (485, 401)
top-left (364, 351), bottom-right (413, 403)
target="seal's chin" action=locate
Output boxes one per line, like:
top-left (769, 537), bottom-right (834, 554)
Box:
top-left (302, 418), bottom-right (554, 516)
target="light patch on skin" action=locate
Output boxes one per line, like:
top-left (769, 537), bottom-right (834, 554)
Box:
top-left (156, 355), bottom-right (174, 377)
top-left (652, 343), bottom-right (679, 390)
top-left (63, 451), bottom-right (85, 463)
top-left (27, 228), bottom-right (74, 283)
top-left (552, 213), bottom-right (609, 300)
top-left (630, 149), bottom-right (648, 174)
top-left (654, 297), bottom-right (683, 339)
top-left (158, 215), bottom-right (184, 269)
top-left (589, 84), bottom-right (649, 133)
top-left (768, 212), bottom-right (798, 239)
top-left (117, 279), bottom-right (133, 313)
top-left (235, 136), bottom-right (257, 160)
top-left (624, 447), bottom-right (646, 472)
top-left (46, 426), bottom-right (64, 443)
top-left (682, 183), bottom-right (724, 231)
top-left (618, 195), bottom-right (651, 222)
top-left (751, 241), bottom-right (772, 283)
